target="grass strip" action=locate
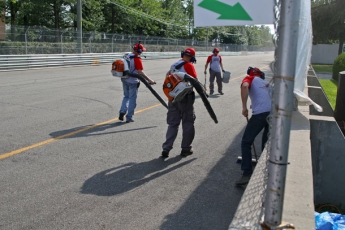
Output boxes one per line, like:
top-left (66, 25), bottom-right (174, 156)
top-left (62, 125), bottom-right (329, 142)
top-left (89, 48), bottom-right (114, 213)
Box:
top-left (319, 79), bottom-right (338, 109)
top-left (312, 64), bottom-right (333, 73)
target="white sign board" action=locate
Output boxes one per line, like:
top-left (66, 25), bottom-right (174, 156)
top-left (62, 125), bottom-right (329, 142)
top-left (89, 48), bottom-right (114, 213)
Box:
top-left (194, 0), bottom-right (275, 27)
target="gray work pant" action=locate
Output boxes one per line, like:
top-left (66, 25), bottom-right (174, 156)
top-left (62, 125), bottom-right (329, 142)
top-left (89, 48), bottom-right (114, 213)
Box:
top-left (162, 92), bottom-right (196, 152)
top-left (209, 69), bottom-right (222, 92)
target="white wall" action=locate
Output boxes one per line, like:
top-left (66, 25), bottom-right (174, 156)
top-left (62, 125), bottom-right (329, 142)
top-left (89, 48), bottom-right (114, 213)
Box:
top-left (311, 44), bottom-right (339, 65)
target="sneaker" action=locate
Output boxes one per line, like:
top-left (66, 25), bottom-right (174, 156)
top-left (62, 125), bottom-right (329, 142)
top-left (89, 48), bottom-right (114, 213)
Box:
top-left (210, 91), bottom-right (214, 95)
top-left (235, 174), bottom-right (252, 186)
top-left (161, 150), bottom-right (169, 158)
top-left (180, 148), bottom-right (193, 157)
top-left (119, 113), bottom-right (125, 121)
top-left (219, 91), bottom-right (224, 95)
top-left (126, 119), bottom-right (134, 123)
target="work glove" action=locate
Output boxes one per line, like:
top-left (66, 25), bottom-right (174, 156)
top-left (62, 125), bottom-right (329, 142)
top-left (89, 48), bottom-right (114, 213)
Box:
top-left (204, 70), bottom-right (207, 74)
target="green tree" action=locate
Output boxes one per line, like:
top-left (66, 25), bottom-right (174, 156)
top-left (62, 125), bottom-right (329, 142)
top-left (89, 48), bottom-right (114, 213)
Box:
top-left (312, 0), bottom-right (345, 54)
top-left (207, 26), bottom-right (272, 47)
top-left (66, 0), bottom-right (104, 32)
top-left (4, 0), bottom-right (21, 40)
top-left (219, 27), bottom-right (245, 45)
top-left (0, 0), bottom-right (274, 47)
top-left (0, 0), bottom-right (6, 23)
top-left (102, 0), bottom-right (175, 36)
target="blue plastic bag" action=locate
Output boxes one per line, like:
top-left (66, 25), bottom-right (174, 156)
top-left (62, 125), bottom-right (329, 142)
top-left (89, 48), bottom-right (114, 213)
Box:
top-left (315, 212), bottom-right (345, 230)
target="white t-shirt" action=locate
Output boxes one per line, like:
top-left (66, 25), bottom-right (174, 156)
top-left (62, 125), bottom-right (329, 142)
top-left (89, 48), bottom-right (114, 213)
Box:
top-left (246, 77), bottom-right (272, 115)
top-left (206, 55), bottom-right (222, 73)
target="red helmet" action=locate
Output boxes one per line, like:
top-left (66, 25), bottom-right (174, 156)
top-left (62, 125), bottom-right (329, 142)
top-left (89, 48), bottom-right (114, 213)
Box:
top-left (183, 47), bottom-right (196, 57)
top-left (247, 67), bottom-right (265, 79)
top-left (213, 48), bottom-right (220, 53)
top-left (181, 48), bottom-right (196, 63)
top-left (133, 43), bottom-right (146, 53)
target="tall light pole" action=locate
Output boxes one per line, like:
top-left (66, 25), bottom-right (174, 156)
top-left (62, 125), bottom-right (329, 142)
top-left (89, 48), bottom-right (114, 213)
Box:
top-left (77, 0), bottom-right (82, 53)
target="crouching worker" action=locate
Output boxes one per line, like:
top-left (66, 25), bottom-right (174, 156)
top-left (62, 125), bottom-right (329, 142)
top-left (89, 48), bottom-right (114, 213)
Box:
top-left (236, 67), bottom-right (272, 186)
top-left (161, 48), bottom-right (198, 158)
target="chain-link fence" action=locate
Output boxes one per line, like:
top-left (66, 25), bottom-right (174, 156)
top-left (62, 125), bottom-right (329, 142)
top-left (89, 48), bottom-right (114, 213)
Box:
top-left (0, 25), bottom-right (274, 55)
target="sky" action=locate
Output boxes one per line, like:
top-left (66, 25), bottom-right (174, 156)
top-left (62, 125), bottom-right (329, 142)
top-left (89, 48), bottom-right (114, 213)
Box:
top-left (263, 24), bottom-right (275, 34)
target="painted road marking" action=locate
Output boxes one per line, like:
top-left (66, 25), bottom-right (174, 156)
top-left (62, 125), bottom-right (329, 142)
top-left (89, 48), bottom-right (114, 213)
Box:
top-left (0, 66), bottom-right (269, 160)
top-left (0, 103), bottom-right (162, 160)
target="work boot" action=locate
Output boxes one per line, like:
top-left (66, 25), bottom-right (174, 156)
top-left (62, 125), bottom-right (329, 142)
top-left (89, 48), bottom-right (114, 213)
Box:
top-left (235, 174), bottom-right (252, 186)
top-left (180, 148), bottom-right (193, 157)
top-left (161, 150), bottom-right (170, 158)
top-left (119, 113), bottom-right (125, 121)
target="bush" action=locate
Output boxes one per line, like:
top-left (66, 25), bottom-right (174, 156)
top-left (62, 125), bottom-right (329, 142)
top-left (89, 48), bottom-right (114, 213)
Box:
top-left (332, 53), bottom-right (345, 81)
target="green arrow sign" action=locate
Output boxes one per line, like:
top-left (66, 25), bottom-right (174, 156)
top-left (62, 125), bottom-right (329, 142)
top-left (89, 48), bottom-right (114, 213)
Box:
top-left (198, 0), bottom-right (252, 21)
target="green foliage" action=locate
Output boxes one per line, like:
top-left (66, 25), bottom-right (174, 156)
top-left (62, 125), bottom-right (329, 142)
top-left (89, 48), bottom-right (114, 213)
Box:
top-left (311, 0), bottom-right (345, 54)
top-left (319, 79), bottom-right (338, 109)
top-left (332, 53), bottom-right (345, 81)
top-left (0, 1), bottom-right (5, 20)
top-left (0, 40), bottom-right (217, 54)
top-left (0, 0), bottom-right (275, 45)
top-left (312, 64), bottom-right (333, 73)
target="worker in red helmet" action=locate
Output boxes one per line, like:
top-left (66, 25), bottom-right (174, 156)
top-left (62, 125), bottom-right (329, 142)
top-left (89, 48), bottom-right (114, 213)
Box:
top-left (161, 47), bottom-right (198, 158)
top-left (118, 42), bottom-right (155, 123)
top-left (204, 47), bottom-right (226, 95)
top-left (236, 67), bottom-right (271, 186)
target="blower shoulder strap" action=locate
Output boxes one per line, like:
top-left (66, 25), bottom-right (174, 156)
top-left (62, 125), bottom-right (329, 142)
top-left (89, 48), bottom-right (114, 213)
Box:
top-left (125, 55), bottom-right (141, 73)
top-left (166, 61), bottom-right (186, 77)
top-left (129, 56), bottom-right (141, 59)
top-left (175, 61), bottom-right (186, 70)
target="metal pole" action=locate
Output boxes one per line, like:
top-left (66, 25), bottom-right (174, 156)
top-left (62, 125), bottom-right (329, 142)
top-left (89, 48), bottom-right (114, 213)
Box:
top-left (112, 34), bottom-right (115, 53)
top-left (206, 28), bottom-right (209, 51)
top-left (263, 0), bottom-right (301, 227)
top-left (89, 33), bottom-right (91, 53)
top-left (61, 31), bottom-right (64, 54)
top-left (25, 26), bottom-right (30, 55)
top-left (77, 0), bottom-right (82, 53)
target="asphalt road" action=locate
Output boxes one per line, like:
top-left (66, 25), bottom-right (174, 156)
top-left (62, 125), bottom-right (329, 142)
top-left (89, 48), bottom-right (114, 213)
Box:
top-left (0, 53), bottom-right (274, 230)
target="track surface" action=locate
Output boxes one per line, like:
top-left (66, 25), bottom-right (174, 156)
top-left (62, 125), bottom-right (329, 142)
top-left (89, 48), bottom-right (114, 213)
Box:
top-left (0, 53), bottom-right (274, 230)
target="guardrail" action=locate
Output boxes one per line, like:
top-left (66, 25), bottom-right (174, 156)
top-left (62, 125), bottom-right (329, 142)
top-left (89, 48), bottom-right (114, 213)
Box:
top-left (0, 51), bottom-right (262, 72)
top-left (0, 53), bottom-right (125, 72)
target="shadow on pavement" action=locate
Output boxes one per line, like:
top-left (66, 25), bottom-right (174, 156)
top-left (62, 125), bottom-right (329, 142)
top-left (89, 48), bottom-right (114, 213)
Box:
top-left (49, 122), bottom-right (157, 139)
top-left (80, 156), bottom-right (196, 196)
top-left (159, 127), bottom-right (256, 230)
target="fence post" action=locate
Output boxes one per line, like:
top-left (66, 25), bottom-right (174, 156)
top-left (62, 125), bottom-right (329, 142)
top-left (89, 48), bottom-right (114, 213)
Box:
top-left (263, 0), bottom-right (301, 228)
top-left (89, 32), bottom-right (93, 53)
top-left (25, 26), bottom-right (30, 55)
top-left (112, 34), bottom-right (115, 53)
top-left (60, 31), bottom-right (65, 54)
top-left (206, 28), bottom-right (209, 51)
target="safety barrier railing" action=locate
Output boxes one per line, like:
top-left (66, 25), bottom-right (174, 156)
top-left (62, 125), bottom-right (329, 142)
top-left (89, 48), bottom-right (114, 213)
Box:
top-left (0, 53), bottom-right (122, 71)
top-left (0, 51), bottom-right (248, 72)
